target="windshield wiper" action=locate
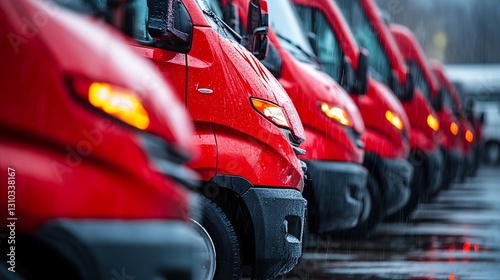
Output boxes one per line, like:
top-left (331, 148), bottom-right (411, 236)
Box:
top-left (203, 9), bottom-right (242, 43)
top-left (276, 33), bottom-right (321, 66)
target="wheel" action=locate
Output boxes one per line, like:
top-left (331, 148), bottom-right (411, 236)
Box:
top-left (338, 174), bottom-right (383, 238)
top-left (192, 195), bottom-right (241, 280)
top-left (386, 164), bottom-right (424, 222)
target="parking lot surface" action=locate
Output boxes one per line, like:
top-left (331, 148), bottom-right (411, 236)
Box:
top-left (285, 166), bottom-right (500, 280)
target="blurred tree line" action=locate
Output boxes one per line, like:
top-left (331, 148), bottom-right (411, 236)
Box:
top-left (376, 0), bottom-right (500, 64)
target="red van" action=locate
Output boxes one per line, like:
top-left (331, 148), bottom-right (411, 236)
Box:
top-left (0, 0), bottom-right (202, 278)
top-left (292, 0), bottom-right (413, 236)
top-left (431, 61), bottom-right (464, 189)
top-left (222, 0), bottom-right (369, 238)
top-left (77, 0), bottom-right (309, 278)
top-left (336, 0), bottom-right (443, 220)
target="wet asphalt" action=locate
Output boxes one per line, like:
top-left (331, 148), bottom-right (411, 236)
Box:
top-left (283, 166), bottom-right (500, 280)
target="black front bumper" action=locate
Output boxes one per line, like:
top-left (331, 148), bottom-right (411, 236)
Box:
top-left (441, 148), bottom-right (462, 189)
top-left (364, 154), bottom-right (413, 216)
top-left (36, 220), bottom-right (204, 280)
top-left (304, 161), bottom-right (367, 234)
top-left (424, 149), bottom-right (444, 195)
top-left (242, 188), bottom-right (307, 279)
top-left (380, 158), bottom-right (413, 215)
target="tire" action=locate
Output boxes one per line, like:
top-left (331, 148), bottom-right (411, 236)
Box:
top-left (193, 195), bottom-right (241, 280)
top-left (386, 164), bottom-right (424, 222)
top-left (338, 174), bottom-right (383, 238)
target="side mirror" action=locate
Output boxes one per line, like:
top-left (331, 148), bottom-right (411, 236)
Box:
top-left (147, 0), bottom-right (193, 53)
top-left (403, 71), bottom-right (415, 101)
top-left (390, 71), bottom-right (405, 100)
top-left (480, 112), bottom-right (485, 125)
top-left (353, 49), bottom-right (369, 95)
top-left (341, 56), bottom-right (356, 93)
top-left (261, 44), bottom-right (283, 79)
top-left (245, 0), bottom-right (269, 60)
top-left (434, 88), bottom-right (444, 112)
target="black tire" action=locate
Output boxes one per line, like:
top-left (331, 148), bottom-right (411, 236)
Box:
top-left (386, 164), bottom-right (424, 222)
top-left (337, 174), bottom-right (383, 238)
top-left (195, 195), bottom-right (241, 280)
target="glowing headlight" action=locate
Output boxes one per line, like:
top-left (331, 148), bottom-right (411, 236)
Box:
top-left (427, 114), bottom-right (439, 131)
top-left (320, 102), bottom-right (353, 127)
top-left (250, 98), bottom-right (291, 129)
top-left (385, 110), bottom-right (403, 130)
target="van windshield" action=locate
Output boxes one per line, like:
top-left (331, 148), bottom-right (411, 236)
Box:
top-left (335, 0), bottom-right (391, 85)
top-left (267, 0), bottom-right (317, 65)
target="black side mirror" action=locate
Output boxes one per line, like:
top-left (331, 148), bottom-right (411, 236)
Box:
top-left (434, 88), bottom-right (444, 112)
top-left (390, 71), bottom-right (405, 100)
top-left (147, 0), bottom-right (193, 53)
top-left (341, 56), bottom-right (356, 93)
top-left (353, 49), bottom-right (369, 95)
top-left (245, 0), bottom-right (269, 60)
top-left (403, 71), bottom-right (415, 101)
top-left (480, 112), bottom-right (485, 125)
top-left (261, 44), bottom-right (283, 79)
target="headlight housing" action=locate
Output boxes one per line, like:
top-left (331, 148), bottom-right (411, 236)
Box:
top-left (385, 110), bottom-right (403, 130)
top-left (465, 129), bottom-right (474, 143)
top-left (319, 102), bottom-right (353, 127)
top-left (250, 98), bottom-right (291, 129)
top-left (427, 114), bottom-right (439, 131)
top-left (450, 122), bottom-right (459, 136)
top-left (71, 77), bottom-right (150, 130)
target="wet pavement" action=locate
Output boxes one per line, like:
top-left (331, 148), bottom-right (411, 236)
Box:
top-left (284, 166), bottom-right (500, 280)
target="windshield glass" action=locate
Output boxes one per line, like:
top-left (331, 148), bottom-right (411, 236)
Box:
top-left (267, 0), bottom-right (316, 63)
top-left (408, 61), bottom-right (433, 103)
top-left (442, 87), bottom-right (454, 110)
top-left (295, 5), bottom-right (343, 82)
top-left (335, 0), bottom-right (391, 85)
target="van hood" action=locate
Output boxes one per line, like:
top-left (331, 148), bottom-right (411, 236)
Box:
top-left (369, 78), bottom-right (410, 132)
top-left (23, 0), bottom-right (194, 154)
top-left (296, 60), bottom-right (365, 134)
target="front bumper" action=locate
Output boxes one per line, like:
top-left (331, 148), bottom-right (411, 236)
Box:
top-left (241, 188), bottom-right (307, 279)
top-left (305, 161), bottom-right (367, 234)
top-left (441, 148), bottom-right (462, 188)
top-left (36, 220), bottom-right (204, 280)
top-left (424, 149), bottom-right (444, 195)
top-left (378, 158), bottom-right (413, 215)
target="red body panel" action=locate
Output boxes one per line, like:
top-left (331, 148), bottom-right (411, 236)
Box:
top-left (293, 0), bottom-right (410, 159)
top-left (0, 0), bottom-right (194, 232)
top-left (132, 0), bottom-right (305, 189)
top-left (233, 0), bottom-right (365, 164)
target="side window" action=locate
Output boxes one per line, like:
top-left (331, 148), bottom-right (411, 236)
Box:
top-left (314, 11), bottom-right (343, 82)
top-left (295, 6), bottom-right (342, 82)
